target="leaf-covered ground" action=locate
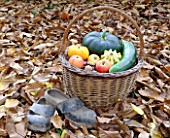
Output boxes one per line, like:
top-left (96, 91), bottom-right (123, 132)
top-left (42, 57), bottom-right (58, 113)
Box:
top-left (0, 0), bottom-right (170, 137)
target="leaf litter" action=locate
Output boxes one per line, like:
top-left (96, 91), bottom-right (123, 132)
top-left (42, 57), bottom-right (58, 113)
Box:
top-left (0, 0), bottom-right (170, 137)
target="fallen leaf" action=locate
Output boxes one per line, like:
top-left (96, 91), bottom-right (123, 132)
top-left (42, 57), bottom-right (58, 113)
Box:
top-left (6, 115), bottom-right (23, 138)
top-left (5, 99), bottom-right (20, 108)
top-left (60, 129), bottom-right (68, 138)
top-left (124, 119), bottom-right (146, 128)
top-left (114, 117), bottom-right (130, 134)
top-left (150, 129), bottom-right (164, 138)
top-left (139, 89), bottom-right (165, 102)
top-left (130, 103), bottom-right (145, 116)
top-left (34, 43), bottom-right (54, 50)
top-left (0, 7), bottom-right (8, 12)
top-left (51, 113), bottom-right (63, 129)
top-left (160, 121), bottom-right (170, 137)
top-left (146, 57), bottom-right (162, 66)
top-left (61, 10), bottom-right (68, 20)
top-left (0, 79), bottom-right (12, 91)
top-left (0, 105), bottom-right (7, 118)
top-left (50, 132), bottom-right (60, 138)
top-left (98, 128), bottom-right (122, 138)
top-left (138, 131), bottom-right (150, 138)
top-left (0, 128), bottom-right (8, 137)
top-left (9, 62), bottom-right (24, 74)
top-left (74, 130), bottom-right (84, 137)
top-left (9, 106), bottom-right (25, 122)
top-left (154, 67), bottom-right (169, 80)
top-left (97, 116), bottom-right (113, 124)
top-left (0, 91), bottom-right (17, 105)
top-left (164, 64), bottom-right (170, 74)
top-left (15, 121), bottom-right (26, 137)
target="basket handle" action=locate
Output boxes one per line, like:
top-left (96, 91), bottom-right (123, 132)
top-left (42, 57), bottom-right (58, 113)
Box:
top-left (59, 6), bottom-right (144, 60)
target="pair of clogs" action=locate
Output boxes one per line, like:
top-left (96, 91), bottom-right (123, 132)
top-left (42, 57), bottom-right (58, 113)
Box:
top-left (26, 89), bottom-right (97, 133)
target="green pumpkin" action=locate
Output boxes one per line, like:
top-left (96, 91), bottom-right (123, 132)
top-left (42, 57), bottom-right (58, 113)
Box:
top-left (82, 30), bottom-right (123, 55)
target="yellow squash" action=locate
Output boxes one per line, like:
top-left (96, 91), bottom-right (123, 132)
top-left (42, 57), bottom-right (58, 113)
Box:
top-left (68, 44), bottom-right (89, 60)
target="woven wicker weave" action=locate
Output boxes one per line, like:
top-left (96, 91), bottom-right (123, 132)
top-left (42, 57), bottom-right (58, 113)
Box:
top-left (59, 6), bottom-right (144, 109)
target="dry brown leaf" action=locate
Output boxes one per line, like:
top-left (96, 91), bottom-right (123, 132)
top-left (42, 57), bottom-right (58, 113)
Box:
top-left (9, 62), bottom-right (25, 75)
top-left (61, 10), bottom-right (68, 20)
top-left (98, 128), bottom-right (122, 138)
top-left (6, 115), bottom-right (23, 138)
top-left (0, 128), bottom-right (8, 137)
top-left (154, 67), bottom-right (169, 80)
top-left (74, 130), bottom-right (84, 137)
top-left (138, 131), bottom-right (150, 138)
top-left (136, 68), bottom-right (152, 82)
top-left (0, 105), bottom-right (7, 118)
top-left (34, 43), bottom-right (54, 50)
top-left (164, 64), bottom-right (170, 74)
top-left (50, 132), bottom-right (60, 138)
top-left (136, 81), bottom-right (161, 93)
top-left (33, 73), bottom-right (52, 82)
top-left (9, 106), bottom-right (25, 123)
top-left (160, 123), bottom-right (169, 138)
top-left (139, 89), bottom-right (165, 102)
top-left (150, 129), bottom-right (164, 138)
top-left (124, 119), bottom-right (146, 128)
top-left (15, 121), bottom-right (26, 137)
top-left (51, 113), bottom-right (63, 129)
top-left (5, 99), bottom-right (20, 108)
top-left (0, 91), bottom-right (16, 105)
top-left (146, 57), bottom-right (162, 66)
top-left (114, 117), bottom-right (130, 134)
top-left (0, 79), bottom-right (12, 91)
top-left (97, 116), bottom-right (114, 124)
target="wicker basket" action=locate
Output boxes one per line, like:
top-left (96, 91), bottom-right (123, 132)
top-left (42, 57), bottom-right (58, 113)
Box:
top-left (59, 6), bottom-right (144, 109)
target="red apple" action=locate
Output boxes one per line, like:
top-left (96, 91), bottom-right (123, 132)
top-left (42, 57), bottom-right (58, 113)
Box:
top-left (87, 54), bottom-right (100, 65)
top-left (95, 59), bottom-right (112, 73)
top-left (69, 55), bottom-right (84, 68)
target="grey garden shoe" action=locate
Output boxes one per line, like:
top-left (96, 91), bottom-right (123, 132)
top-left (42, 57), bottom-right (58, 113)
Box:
top-left (44, 89), bottom-right (84, 113)
top-left (44, 89), bottom-right (97, 128)
top-left (26, 97), bottom-right (55, 133)
top-left (27, 110), bottom-right (51, 127)
top-left (29, 98), bottom-right (55, 117)
top-left (27, 123), bottom-right (51, 133)
top-left (65, 106), bottom-right (97, 128)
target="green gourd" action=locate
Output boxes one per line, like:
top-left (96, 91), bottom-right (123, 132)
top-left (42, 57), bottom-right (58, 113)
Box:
top-left (109, 40), bottom-right (137, 73)
top-left (82, 30), bottom-right (123, 55)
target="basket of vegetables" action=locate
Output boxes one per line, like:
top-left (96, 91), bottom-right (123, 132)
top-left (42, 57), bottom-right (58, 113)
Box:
top-left (59, 6), bottom-right (144, 109)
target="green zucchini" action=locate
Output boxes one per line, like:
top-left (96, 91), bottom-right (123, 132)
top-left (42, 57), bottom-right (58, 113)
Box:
top-left (109, 40), bottom-right (137, 73)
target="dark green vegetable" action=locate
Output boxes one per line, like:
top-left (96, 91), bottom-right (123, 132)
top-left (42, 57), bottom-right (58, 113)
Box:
top-left (109, 40), bottom-right (137, 73)
top-left (82, 30), bottom-right (122, 55)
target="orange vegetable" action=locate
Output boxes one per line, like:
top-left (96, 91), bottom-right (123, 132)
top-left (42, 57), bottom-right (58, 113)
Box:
top-left (68, 44), bottom-right (89, 60)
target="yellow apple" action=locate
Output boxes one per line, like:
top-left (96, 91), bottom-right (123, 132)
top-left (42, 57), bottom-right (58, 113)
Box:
top-left (87, 54), bottom-right (100, 65)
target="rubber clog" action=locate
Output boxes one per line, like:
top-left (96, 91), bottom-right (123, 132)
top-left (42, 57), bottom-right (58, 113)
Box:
top-left (44, 89), bottom-right (97, 128)
top-left (44, 89), bottom-right (84, 113)
top-left (65, 106), bottom-right (97, 124)
top-left (26, 97), bottom-right (55, 133)
top-left (26, 110), bottom-right (51, 127)
top-left (27, 122), bottom-right (51, 133)
top-left (29, 98), bottom-right (55, 117)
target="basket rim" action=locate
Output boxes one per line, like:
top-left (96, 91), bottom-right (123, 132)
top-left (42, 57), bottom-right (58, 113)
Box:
top-left (59, 53), bottom-right (144, 78)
